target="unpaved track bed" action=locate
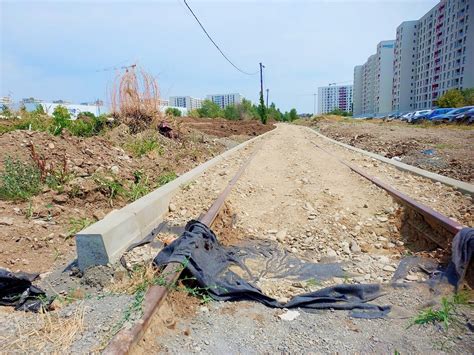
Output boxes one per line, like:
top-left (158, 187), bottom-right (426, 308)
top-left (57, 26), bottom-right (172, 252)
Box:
top-left (138, 124), bottom-right (473, 353)
top-left (315, 119), bottom-right (474, 183)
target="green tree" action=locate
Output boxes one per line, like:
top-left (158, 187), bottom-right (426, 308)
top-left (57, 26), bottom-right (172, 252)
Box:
top-left (197, 100), bottom-right (222, 118)
top-left (267, 103), bottom-right (283, 121)
top-left (165, 107), bottom-right (182, 117)
top-left (50, 105), bottom-right (71, 135)
top-left (34, 104), bottom-right (45, 115)
top-left (1, 105), bottom-right (11, 117)
top-left (223, 105), bottom-right (239, 120)
top-left (436, 89), bottom-right (466, 108)
top-left (257, 92), bottom-right (267, 124)
top-left (462, 88), bottom-right (474, 105)
top-left (328, 108), bottom-right (352, 117)
top-left (289, 108), bottom-right (298, 121)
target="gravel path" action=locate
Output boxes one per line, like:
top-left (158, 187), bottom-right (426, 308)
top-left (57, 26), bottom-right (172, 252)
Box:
top-left (137, 124), bottom-right (473, 353)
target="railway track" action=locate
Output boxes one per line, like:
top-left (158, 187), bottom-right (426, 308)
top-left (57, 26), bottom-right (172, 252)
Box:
top-left (103, 125), bottom-right (470, 354)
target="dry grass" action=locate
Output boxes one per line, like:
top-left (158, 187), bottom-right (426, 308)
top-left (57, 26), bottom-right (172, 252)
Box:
top-left (108, 263), bottom-right (158, 295)
top-left (110, 65), bottom-right (162, 133)
top-left (0, 305), bottom-right (85, 353)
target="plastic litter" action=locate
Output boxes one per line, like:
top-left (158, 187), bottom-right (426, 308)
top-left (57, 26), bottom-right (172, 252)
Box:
top-left (0, 269), bottom-right (49, 312)
top-left (154, 220), bottom-right (391, 319)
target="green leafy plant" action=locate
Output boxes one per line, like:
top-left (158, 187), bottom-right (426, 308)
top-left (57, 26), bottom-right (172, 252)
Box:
top-left (165, 107), bottom-right (182, 117)
top-left (0, 157), bottom-right (42, 200)
top-left (157, 171), bottom-right (177, 186)
top-left (66, 217), bottom-right (93, 238)
top-left (125, 137), bottom-right (163, 158)
top-left (126, 171), bottom-right (151, 201)
top-left (93, 174), bottom-right (125, 206)
top-left (410, 293), bottom-right (471, 330)
top-left (49, 105), bottom-right (71, 135)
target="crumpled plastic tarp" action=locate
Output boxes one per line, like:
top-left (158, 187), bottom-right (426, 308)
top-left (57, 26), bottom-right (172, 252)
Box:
top-left (450, 227), bottom-right (473, 288)
top-left (154, 220), bottom-right (391, 318)
top-left (0, 269), bottom-right (48, 312)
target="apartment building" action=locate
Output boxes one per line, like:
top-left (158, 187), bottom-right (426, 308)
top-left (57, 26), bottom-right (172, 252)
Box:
top-left (169, 96), bottom-right (203, 111)
top-left (355, 0), bottom-right (473, 115)
top-left (353, 41), bottom-right (395, 117)
top-left (206, 93), bottom-right (243, 109)
top-left (317, 85), bottom-right (353, 114)
top-left (413, 0), bottom-right (473, 109)
top-left (353, 66), bottom-right (363, 115)
top-left (392, 21), bottom-right (418, 112)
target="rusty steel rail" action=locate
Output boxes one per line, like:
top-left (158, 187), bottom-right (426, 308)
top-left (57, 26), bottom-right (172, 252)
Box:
top-left (313, 143), bottom-right (464, 241)
top-left (104, 146), bottom-right (260, 355)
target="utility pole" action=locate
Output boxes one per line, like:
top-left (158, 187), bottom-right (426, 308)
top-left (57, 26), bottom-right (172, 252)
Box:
top-left (266, 88), bottom-right (269, 108)
top-left (258, 62), bottom-right (267, 124)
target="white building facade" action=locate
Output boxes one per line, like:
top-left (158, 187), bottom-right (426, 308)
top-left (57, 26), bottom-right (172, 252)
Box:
top-left (392, 21), bottom-right (418, 112)
top-left (353, 41), bottom-right (395, 117)
top-left (413, 0), bottom-right (474, 109)
top-left (206, 93), bottom-right (243, 109)
top-left (169, 96), bottom-right (203, 111)
top-left (317, 85), bottom-right (353, 114)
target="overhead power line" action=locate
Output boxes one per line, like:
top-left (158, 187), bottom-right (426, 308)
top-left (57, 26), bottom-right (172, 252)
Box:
top-left (183, 0), bottom-right (258, 76)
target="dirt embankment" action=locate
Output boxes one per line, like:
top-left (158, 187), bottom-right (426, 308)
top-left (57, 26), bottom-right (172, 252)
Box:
top-left (0, 117), bottom-right (273, 273)
top-left (309, 119), bottom-right (474, 183)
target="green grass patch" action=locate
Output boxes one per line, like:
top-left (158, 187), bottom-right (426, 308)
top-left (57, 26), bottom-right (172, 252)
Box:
top-left (66, 217), bottom-right (93, 239)
top-left (409, 292), bottom-right (472, 330)
top-left (157, 171), bottom-right (177, 186)
top-left (125, 137), bottom-right (163, 158)
top-left (0, 157), bottom-right (42, 200)
top-left (93, 174), bottom-right (125, 206)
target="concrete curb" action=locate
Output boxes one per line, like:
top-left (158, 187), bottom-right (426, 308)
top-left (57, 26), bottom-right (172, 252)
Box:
top-left (306, 127), bottom-right (474, 196)
top-left (76, 128), bottom-right (275, 270)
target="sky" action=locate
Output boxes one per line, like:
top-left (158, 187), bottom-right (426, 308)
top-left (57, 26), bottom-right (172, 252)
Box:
top-left (1, 0), bottom-right (439, 113)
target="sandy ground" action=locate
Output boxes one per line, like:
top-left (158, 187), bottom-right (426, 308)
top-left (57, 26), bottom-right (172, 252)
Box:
top-left (135, 124), bottom-right (473, 353)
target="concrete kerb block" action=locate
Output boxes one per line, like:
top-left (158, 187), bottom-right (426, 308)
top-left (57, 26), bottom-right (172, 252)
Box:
top-left (306, 127), bottom-right (474, 196)
top-left (75, 127), bottom-right (275, 271)
top-left (76, 210), bottom-right (141, 270)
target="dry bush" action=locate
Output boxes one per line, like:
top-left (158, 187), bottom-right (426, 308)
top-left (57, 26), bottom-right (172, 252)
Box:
top-left (110, 65), bottom-right (162, 133)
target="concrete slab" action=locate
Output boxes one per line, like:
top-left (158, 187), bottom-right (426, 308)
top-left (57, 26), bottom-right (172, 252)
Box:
top-left (75, 128), bottom-right (275, 270)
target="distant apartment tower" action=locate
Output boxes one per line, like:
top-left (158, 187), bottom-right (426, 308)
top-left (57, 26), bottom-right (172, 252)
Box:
top-left (353, 41), bottom-right (395, 116)
top-left (352, 66), bottom-right (363, 115)
top-left (206, 93), bottom-right (243, 109)
top-left (317, 85), bottom-right (353, 114)
top-left (169, 96), bottom-right (203, 111)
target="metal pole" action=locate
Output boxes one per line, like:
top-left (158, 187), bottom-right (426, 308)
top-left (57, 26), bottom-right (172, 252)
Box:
top-left (266, 88), bottom-right (269, 108)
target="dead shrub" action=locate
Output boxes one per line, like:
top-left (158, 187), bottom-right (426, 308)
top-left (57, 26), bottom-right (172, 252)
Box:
top-left (110, 65), bottom-right (162, 133)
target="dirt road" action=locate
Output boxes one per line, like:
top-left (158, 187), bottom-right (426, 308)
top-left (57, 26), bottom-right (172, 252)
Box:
top-left (135, 124), bottom-right (473, 353)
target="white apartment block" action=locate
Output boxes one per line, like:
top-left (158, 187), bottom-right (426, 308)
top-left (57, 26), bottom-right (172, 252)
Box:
top-left (206, 93), bottom-right (243, 109)
top-left (392, 0), bottom-right (474, 111)
top-left (353, 66), bottom-right (363, 115)
top-left (353, 41), bottom-right (395, 116)
top-left (317, 85), bottom-right (353, 114)
top-left (169, 96), bottom-right (203, 111)
top-left (392, 21), bottom-right (418, 112)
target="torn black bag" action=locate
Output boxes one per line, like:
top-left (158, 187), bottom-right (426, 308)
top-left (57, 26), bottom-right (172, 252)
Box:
top-left (0, 269), bottom-right (48, 312)
top-left (154, 220), bottom-right (390, 318)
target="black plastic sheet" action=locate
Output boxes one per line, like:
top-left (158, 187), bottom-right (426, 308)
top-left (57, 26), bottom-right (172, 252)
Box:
top-left (0, 269), bottom-right (48, 312)
top-left (154, 220), bottom-right (391, 318)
